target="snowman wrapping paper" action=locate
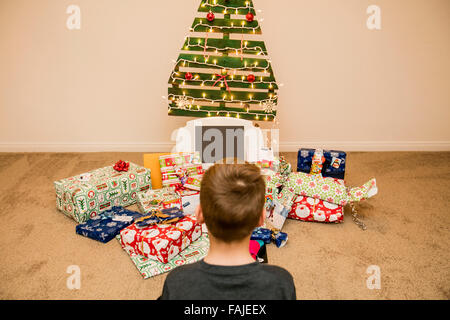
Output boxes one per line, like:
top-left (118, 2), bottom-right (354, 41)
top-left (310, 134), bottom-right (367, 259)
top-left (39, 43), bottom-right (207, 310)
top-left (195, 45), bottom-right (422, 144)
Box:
top-left (120, 215), bottom-right (202, 264)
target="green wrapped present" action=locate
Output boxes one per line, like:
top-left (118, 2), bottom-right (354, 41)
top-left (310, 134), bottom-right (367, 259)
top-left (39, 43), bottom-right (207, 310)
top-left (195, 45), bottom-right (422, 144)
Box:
top-left (54, 162), bottom-right (151, 223)
top-left (136, 187), bottom-right (182, 214)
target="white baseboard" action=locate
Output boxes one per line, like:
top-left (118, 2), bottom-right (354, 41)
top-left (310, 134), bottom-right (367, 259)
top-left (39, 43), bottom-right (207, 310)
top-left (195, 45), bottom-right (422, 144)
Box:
top-left (279, 141), bottom-right (450, 152)
top-left (0, 141), bottom-right (449, 152)
top-left (0, 143), bottom-right (176, 153)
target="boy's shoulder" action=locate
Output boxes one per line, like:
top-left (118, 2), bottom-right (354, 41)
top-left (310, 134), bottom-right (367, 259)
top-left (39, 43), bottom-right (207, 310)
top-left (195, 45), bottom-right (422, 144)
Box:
top-left (166, 260), bottom-right (293, 284)
top-left (258, 263), bottom-right (294, 279)
top-left (165, 260), bottom-right (204, 281)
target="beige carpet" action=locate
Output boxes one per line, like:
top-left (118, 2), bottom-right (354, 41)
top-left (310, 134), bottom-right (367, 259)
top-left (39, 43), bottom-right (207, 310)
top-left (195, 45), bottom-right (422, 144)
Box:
top-left (0, 152), bottom-right (448, 300)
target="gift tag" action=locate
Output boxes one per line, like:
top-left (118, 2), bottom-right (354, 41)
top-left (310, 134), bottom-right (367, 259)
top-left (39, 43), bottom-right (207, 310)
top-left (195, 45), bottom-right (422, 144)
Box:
top-left (112, 215), bottom-right (133, 222)
top-left (331, 157), bottom-right (342, 169)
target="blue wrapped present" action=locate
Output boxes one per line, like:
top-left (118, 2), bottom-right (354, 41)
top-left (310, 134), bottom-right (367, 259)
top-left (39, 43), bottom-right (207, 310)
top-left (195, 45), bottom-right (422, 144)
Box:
top-left (250, 227), bottom-right (288, 248)
top-left (251, 227), bottom-right (272, 244)
top-left (297, 148), bottom-right (347, 179)
top-left (76, 206), bottom-right (143, 243)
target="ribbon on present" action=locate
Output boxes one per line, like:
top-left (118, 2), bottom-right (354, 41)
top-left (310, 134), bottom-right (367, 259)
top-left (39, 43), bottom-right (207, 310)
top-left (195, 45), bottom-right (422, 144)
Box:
top-left (113, 160), bottom-right (129, 172)
top-left (134, 207), bottom-right (185, 228)
top-left (164, 163), bottom-right (203, 193)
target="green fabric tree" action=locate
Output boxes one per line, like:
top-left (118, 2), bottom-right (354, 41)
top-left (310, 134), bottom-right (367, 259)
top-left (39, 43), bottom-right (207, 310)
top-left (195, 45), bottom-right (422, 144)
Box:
top-left (168, 0), bottom-right (279, 121)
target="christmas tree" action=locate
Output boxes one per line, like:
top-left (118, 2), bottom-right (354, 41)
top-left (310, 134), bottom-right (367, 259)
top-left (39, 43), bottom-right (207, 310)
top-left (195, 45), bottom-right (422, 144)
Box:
top-left (167, 0), bottom-right (279, 121)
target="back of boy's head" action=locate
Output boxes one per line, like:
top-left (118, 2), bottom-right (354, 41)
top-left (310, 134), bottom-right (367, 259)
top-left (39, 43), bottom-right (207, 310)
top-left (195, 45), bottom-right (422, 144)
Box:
top-left (200, 163), bottom-right (265, 243)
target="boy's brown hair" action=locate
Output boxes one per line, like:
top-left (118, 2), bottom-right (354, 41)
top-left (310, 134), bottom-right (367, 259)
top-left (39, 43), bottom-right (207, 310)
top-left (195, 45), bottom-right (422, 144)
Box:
top-left (200, 164), bottom-right (265, 242)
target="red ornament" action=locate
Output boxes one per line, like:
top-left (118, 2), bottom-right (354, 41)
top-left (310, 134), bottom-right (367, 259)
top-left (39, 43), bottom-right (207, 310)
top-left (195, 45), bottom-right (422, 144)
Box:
top-left (246, 12), bottom-right (254, 22)
top-left (247, 74), bottom-right (256, 83)
top-left (113, 160), bottom-right (130, 172)
top-left (206, 12), bottom-right (215, 22)
top-left (185, 72), bottom-right (193, 81)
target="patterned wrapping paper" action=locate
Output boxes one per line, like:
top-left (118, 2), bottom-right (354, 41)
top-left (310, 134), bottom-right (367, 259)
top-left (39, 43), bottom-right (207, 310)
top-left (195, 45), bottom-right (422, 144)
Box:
top-left (251, 227), bottom-right (288, 248)
top-left (117, 233), bottom-right (210, 279)
top-left (297, 148), bottom-right (347, 179)
top-left (54, 162), bottom-right (151, 224)
top-left (267, 171), bottom-right (377, 207)
top-left (264, 188), bottom-right (296, 231)
top-left (288, 196), bottom-right (344, 223)
top-left (136, 187), bottom-right (182, 214)
top-left (159, 152), bottom-right (204, 195)
top-left (76, 206), bottom-right (143, 243)
top-left (120, 215), bottom-right (202, 264)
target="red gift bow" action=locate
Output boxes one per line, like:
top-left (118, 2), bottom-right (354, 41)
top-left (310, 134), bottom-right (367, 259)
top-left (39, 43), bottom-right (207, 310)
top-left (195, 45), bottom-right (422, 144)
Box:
top-left (113, 160), bottom-right (129, 172)
top-left (212, 74), bottom-right (231, 93)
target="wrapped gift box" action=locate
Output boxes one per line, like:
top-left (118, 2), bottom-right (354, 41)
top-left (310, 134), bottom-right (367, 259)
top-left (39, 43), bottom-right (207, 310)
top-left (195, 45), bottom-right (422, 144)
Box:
top-left (264, 181), bottom-right (296, 231)
top-left (284, 172), bottom-right (377, 206)
top-left (136, 187), bottom-right (182, 214)
top-left (288, 195), bottom-right (344, 223)
top-left (54, 162), bottom-right (151, 223)
top-left (120, 215), bottom-right (202, 264)
top-left (159, 152), bottom-right (204, 195)
top-left (117, 233), bottom-right (210, 279)
top-left (76, 206), bottom-right (143, 243)
top-left (251, 227), bottom-right (288, 248)
top-left (297, 148), bottom-right (347, 179)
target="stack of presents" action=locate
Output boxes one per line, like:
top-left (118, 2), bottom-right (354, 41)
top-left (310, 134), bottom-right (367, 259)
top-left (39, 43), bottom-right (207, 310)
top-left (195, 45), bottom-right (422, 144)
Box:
top-left (54, 149), bottom-right (378, 279)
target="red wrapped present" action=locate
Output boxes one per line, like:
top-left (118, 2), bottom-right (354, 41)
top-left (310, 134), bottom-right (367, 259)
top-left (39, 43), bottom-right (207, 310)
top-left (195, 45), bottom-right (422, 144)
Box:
top-left (288, 195), bottom-right (344, 223)
top-left (120, 215), bottom-right (202, 264)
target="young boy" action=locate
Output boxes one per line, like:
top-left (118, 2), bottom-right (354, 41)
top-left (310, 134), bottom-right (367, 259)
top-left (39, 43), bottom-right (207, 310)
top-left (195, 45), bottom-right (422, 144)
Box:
top-left (160, 164), bottom-right (296, 300)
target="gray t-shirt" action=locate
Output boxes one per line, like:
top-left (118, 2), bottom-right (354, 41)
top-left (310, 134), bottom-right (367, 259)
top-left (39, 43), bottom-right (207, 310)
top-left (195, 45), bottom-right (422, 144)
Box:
top-left (160, 260), bottom-right (296, 300)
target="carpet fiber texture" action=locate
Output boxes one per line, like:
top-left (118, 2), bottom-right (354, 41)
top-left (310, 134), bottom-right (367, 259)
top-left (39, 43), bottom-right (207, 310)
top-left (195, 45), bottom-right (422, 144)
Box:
top-left (0, 152), bottom-right (448, 299)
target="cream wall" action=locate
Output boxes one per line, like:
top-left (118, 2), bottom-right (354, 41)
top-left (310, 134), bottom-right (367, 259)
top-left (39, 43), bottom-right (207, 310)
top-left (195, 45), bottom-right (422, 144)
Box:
top-left (0, 0), bottom-right (449, 152)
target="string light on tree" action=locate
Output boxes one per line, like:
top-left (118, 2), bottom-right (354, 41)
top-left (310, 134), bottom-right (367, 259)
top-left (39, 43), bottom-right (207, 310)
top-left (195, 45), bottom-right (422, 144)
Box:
top-left (167, 0), bottom-right (280, 121)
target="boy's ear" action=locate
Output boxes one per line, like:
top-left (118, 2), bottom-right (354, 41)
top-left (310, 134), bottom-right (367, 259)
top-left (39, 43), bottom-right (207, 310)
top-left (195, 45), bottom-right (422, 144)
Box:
top-left (258, 207), bottom-right (265, 227)
top-left (195, 205), bottom-right (205, 224)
